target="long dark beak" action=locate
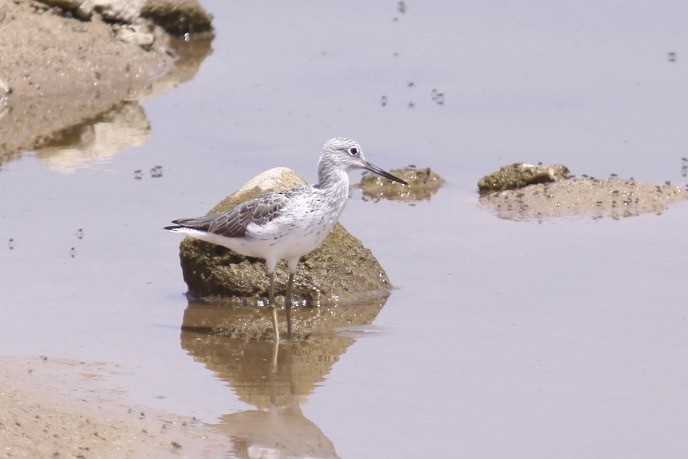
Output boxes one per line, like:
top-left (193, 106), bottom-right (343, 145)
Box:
top-left (363, 161), bottom-right (408, 185)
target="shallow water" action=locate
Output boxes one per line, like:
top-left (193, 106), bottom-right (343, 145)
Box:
top-left (2, 1), bottom-right (688, 457)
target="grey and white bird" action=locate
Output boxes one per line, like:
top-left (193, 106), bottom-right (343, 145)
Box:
top-left (165, 137), bottom-right (407, 341)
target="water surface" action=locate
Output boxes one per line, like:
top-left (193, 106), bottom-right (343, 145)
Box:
top-left (2, 1), bottom-right (688, 457)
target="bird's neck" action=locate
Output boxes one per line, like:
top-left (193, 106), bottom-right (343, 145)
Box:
top-left (317, 164), bottom-right (350, 190)
top-left (316, 166), bottom-right (351, 216)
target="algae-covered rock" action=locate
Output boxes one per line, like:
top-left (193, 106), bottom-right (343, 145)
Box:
top-left (38, 0), bottom-right (213, 35)
top-left (141, 0), bottom-right (214, 35)
top-left (174, 167), bottom-right (395, 306)
top-left (357, 166), bottom-right (444, 202)
top-left (478, 162), bottom-right (570, 194)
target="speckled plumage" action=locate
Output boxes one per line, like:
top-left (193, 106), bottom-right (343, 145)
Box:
top-left (165, 137), bottom-right (407, 340)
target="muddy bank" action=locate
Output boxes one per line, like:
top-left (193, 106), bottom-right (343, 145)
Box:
top-left (0, 356), bottom-right (231, 457)
top-left (0, 0), bottom-right (212, 163)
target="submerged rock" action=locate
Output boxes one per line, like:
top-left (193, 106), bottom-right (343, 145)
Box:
top-left (174, 167), bottom-right (395, 305)
top-left (356, 166), bottom-right (444, 202)
top-left (478, 162), bottom-right (570, 194)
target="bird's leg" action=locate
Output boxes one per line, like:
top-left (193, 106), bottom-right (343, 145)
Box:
top-left (269, 271), bottom-right (280, 342)
top-left (285, 272), bottom-right (294, 339)
top-left (270, 337), bottom-right (280, 375)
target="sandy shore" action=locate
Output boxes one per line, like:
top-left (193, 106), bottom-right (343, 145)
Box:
top-left (0, 1), bottom-right (230, 456)
top-left (0, 0), bottom-right (212, 162)
top-left (1, 357), bottom-right (231, 458)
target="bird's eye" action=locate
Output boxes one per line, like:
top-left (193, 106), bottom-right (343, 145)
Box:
top-left (348, 147), bottom-right (359, 156)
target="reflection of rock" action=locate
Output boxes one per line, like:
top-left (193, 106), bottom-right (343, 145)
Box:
top-left (478, 162), bottom-right (570, 194)
top-left (480, 178), bottom-right (688, 221)
top-left (179, 274), bottom-right (384, 456)
top-left (175, 168), bottom-right (396, 305)
top-left (36, 102), bottom-right (149, 173)
top-left (182, 296), bottom-right (385, 339)
top-left (1, 89), bottom-right (135, 164)
top-left (143, 36), bottom-right (214, 100)
top-left (217, 403), bottom-right (338, 459)
top-left (180, 332), bottom-right (347, 457)
top-left (181, 331), bottom-right (356, 407)
top-left (356, 166), bottom-right (443, 202)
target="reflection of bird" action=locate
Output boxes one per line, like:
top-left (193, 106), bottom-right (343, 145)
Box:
top-left (166, 138), bottom-right (407, 341)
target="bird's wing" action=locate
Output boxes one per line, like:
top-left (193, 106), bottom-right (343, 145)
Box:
top-left (170, 191), bottom-right (292, 238)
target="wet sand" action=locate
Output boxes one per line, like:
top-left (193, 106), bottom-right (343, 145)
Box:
top-left (1, 357), bottom-right (231, 458)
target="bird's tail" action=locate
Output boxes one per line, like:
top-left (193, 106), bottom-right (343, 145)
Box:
top-left (164, 217), bottom-right (212, 232)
